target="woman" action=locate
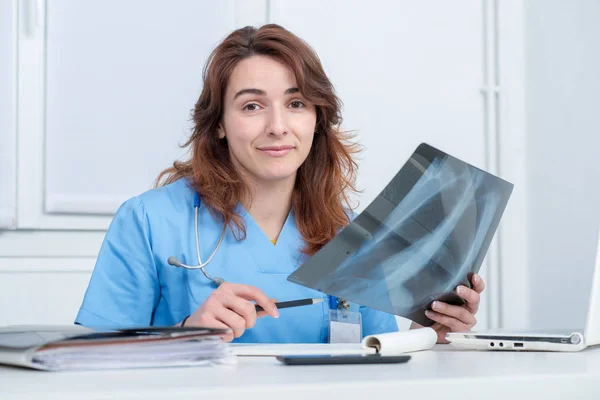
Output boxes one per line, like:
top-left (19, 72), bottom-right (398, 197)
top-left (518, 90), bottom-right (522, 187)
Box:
top-left (75, 24), bottom-right (484, 344)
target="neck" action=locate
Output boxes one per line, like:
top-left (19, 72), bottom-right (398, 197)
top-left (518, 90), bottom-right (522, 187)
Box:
top-left (242, 175), bottom-right (296, 241)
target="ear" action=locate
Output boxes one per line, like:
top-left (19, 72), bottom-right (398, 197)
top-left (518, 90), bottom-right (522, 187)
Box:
top-left (217, 124), bottom-right (226, 139)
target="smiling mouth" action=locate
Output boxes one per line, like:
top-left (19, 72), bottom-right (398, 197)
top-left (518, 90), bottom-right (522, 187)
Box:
top-left (258, 146), bottom-right (294, 157)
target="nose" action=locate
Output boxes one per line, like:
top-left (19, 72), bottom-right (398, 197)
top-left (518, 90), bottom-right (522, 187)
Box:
top-left (266, 105), bottom-right (289, 137)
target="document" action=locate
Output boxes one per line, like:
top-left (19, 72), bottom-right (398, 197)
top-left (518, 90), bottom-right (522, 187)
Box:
top-left (0, 325), bottom-right (233, 371)
top-left (232, 328), bottom-right (436, 356)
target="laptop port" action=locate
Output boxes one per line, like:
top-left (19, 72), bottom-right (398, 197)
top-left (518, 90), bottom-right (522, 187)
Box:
top-left (499, 342), bottom-right (504, 347)
top-left (490, 342), bottom-right (495, 347)
top-left (514, 343), bottom-right (524, 348)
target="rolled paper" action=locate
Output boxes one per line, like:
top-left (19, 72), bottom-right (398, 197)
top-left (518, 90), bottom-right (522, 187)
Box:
top-left (362, 327), bottom-right (437, 354)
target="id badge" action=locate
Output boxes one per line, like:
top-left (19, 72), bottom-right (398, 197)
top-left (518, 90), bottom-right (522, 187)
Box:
top-left (328, 309), bottom-right (362, 343)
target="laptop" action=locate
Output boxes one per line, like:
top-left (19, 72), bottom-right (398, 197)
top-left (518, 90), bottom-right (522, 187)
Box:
top-left (287, 143), bottom-right (514, 327)
top-left (446, 229), bottom-right (600, 352)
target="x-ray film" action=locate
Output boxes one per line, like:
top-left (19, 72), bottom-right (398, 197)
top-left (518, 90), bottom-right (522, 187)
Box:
top-left (287, 143), bottom-right (514, 327)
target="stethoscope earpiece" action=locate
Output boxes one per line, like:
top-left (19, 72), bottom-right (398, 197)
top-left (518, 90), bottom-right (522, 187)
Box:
top-left (167, 256), bottom-right (183, 267)
top-left (212, 277), bottom-right (225, 287)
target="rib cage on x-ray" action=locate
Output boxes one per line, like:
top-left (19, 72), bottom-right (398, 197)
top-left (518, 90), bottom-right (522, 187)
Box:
top-left (288, 143), bottom-right (513, 327)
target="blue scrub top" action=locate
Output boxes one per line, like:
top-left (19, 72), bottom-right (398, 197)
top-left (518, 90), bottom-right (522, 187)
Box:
top-left (75, 178), bottom-right (398, 343)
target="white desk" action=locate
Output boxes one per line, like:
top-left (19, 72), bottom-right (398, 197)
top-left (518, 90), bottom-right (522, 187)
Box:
top-left (2, 345), bottom-right (600, 400)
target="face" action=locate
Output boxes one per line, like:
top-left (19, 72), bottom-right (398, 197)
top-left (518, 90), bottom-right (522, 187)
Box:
top-left (219, 55), bottom-right (317, 187)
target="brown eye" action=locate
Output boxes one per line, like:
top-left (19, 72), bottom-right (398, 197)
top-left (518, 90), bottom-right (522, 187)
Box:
top-left (243, 103), bottom-right (260, 111)
top-left (289, 101), bottom-right (305, 109)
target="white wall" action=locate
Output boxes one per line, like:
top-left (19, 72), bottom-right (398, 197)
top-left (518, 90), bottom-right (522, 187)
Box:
top-left (495, 0), bottom-right (530, 329)
top-left (525, 0), bottom-right (600, 329)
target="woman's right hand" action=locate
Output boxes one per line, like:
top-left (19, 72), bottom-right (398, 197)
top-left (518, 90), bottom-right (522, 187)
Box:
top-left (182, 282), bottom-right (279, 342)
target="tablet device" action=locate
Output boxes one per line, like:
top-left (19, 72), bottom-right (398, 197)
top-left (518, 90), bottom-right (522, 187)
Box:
top-left (276, 354), bottom-right (411, 365)
top-left (287, 143), bottom-right (513, 326)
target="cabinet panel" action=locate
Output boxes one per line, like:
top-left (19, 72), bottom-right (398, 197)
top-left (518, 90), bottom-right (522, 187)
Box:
top-left (44, 0), bottom-right (237, 215)
top-left (0, 0), bottom-right (16, 229)
top-left (0, 258), bottom-right (94, 326)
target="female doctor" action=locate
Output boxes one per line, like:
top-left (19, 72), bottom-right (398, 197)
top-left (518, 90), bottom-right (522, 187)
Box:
top-left (75, 24), bottom-right (485, 344)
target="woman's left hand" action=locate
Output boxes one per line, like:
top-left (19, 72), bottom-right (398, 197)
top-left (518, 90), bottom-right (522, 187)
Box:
top-left (415, 273), bottom-right (486, 344)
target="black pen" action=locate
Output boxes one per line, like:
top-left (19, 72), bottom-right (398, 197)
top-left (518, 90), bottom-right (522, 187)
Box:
top-left (255, 298), bottom-right (324, 313)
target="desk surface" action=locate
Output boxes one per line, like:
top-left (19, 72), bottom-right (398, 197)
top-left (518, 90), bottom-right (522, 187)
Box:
top-left (2, 345), bottom-right (600, 400)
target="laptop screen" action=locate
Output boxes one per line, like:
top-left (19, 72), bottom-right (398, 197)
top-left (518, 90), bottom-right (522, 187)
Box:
top-left (287, 143), bottom-right (514, 327)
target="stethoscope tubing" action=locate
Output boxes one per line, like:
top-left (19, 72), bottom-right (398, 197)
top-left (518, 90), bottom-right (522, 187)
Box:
top-left (169, 193), bottom-right (345, 306)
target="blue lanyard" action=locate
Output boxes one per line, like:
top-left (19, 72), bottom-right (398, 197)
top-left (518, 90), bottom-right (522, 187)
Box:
top-left (329, 295), bottom-right (350, 310)
top-left (329, 295), bottom-right (338, 310)
top-left (329, 295), bottom-right (350, 309)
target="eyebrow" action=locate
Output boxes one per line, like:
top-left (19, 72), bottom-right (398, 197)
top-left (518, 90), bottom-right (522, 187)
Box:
top-left (233, 87), bottom-right (299, 100)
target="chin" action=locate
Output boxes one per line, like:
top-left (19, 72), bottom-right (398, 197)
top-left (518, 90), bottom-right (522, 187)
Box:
top-left (261, 174), bottom-right (296, 182)
top-left (259, 168), bottom-right (298, 182)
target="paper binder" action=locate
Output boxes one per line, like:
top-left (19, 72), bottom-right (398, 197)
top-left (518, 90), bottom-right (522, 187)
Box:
top-left (0, 325), bottom-right (233, 371)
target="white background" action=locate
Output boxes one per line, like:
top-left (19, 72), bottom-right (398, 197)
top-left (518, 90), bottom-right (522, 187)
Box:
top-left (0, 0), bottom-right (598, 332)
top-left (525, 0), bottom-right (600, 329)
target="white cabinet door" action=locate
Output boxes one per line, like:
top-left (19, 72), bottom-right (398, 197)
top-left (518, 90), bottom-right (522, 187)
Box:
top-left (0, 0), bottom-right (16, 229)
top-left (17, 0), bottom-right (264, 229)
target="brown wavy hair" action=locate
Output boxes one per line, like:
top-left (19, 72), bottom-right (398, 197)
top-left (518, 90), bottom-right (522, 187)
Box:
top-left (156, 24), bottom-right (359, 255)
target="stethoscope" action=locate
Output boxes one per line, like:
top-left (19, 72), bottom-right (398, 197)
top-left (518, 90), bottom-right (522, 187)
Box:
top-left (167, 193), bottom-right (227, 287)
top-left (166, 193), bottom-right (349, 309)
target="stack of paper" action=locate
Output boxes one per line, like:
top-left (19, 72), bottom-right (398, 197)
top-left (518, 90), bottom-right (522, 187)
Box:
top-left (0, 325), bottom-right (233, 371)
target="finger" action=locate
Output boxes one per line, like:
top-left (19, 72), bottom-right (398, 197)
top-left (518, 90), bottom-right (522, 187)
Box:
top-left (226, 284), bottom-right (279, 318)
top-left (471, 274), bottom-right (486, 294)
top-left (431, 301), bottom-right (476, 326)
top-left (208, 320), bottom-right (235, 343)
top-left (425, 310), bottom-right (471, 332)
top-left (220, 332), bottom-right (235, 343)
top-left (187, 316), bottom-right (233, 343)
top-left (219, 292), bottom-right (257, 329)
top-left (215, 308), bottom-right (247, 338)
top-left (456, 285), bottom-right (480, 314)
top-left (257, 298), bottom-right (278, 318)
